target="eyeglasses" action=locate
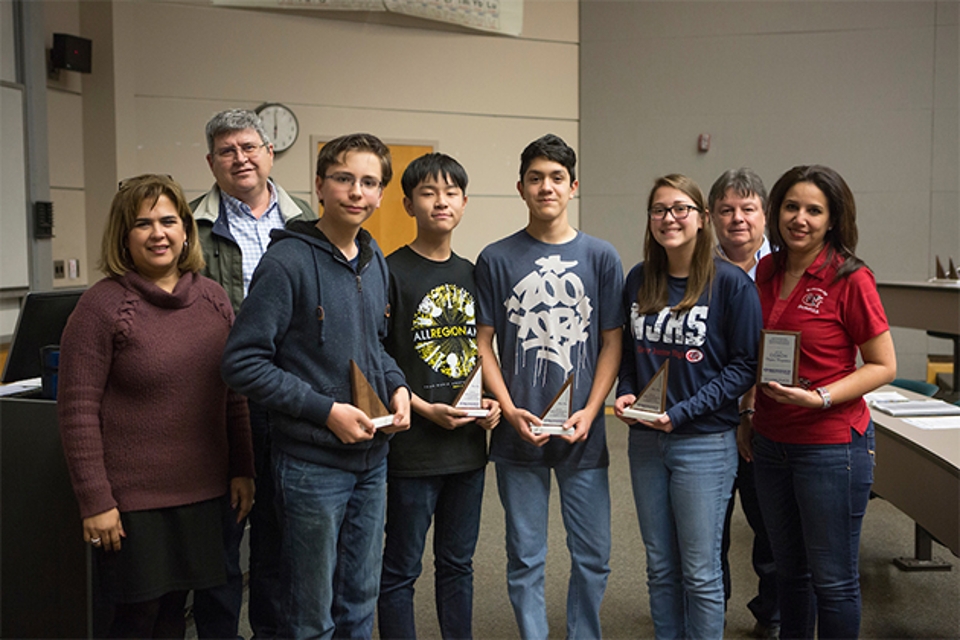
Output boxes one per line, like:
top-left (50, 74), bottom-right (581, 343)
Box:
top-left (213, 142), bottom-right (268, 162)
top-left (323, 172), bottom-right (382, 193)
top-left (648, 204), bottom-right (699, 220)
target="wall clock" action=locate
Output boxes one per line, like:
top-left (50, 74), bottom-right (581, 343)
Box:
top-left (256, 103), bottom-right (299, 153)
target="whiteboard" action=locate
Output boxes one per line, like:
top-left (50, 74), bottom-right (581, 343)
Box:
top-left (1, 83), bottom-right (29, 289)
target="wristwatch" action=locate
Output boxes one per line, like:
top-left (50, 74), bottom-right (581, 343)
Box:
top-left (816, 386), bottom-right (832, 409)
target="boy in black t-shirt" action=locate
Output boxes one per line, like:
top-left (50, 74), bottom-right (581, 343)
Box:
top-left (377, 153), bottom-right (500, 640)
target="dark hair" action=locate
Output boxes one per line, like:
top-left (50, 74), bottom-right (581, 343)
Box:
top-left (401, 153), bottom-right (468, 199)
top-left (636, 174), bottom-right (715, 314)
top-left (766, 164), bottom-right (864, 281)
top-left (205, 109), bottom-right (270, 153)
top-left (100, 174), bottom-right (204, 277)
top-left (519, 134), bottom-right (576, 183)
top-left (707, 167), bottom-right (767, 213)
top-left (316, 133), bottom-right (393, 187)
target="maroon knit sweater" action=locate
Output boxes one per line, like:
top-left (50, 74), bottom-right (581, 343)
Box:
top-left (58, 271), bottom-right (254, 519)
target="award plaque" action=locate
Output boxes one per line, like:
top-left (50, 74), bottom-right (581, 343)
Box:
top-left (621, 360), bottom-right (669, 422)
top-left (452, 357), bottom-right (490, 418)
top-left (529, 375), bottom-right (576, 437)
top-left (758, 330), bottom-right (801, 386)
top-left (350, 360), bottom-right (395, 429)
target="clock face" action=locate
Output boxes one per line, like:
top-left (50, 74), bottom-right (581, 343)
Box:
top-left (257, 103), bottom-right (299, 153)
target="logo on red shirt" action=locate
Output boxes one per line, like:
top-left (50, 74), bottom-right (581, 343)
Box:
top-left (798, 287), bottom-right (828, 314)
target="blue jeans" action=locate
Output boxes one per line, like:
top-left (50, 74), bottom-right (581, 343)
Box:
top-left (247, 403), bottom-right (283, 639)
top-left (378, 468), bottom-right (485, 640)
top-left (628, 428), bottom-right (737, 640)
top-left (192, 495), bottom-right (244, 639)
top-left (721, 455), bottom-right (779, 626)
top-left (752, 424), bottom-right (875, 640)
top-left (193, 402), bottom-right (283, 640)
top-left (495, 463), bottom-right (611, 640)
top-left (274, 450), bottom-right (387, 640)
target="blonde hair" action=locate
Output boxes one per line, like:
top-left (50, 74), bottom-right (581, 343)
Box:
top-left (100, 174), bottom-right (205, 278)
top-left (636, 174), bottom-right (715, 314)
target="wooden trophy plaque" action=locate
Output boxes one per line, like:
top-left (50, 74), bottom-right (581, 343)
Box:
top-left (622, 360), bottom-right (669, 422)
top-left (350, 360), bottom-right (395, 429)
top-left (529, 375), bottom-right (575, 436)
top-left (452, 357), bottom-right (490, 418)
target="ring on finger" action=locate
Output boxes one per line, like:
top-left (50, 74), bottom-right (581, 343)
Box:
top-left (90, 537), bottom-right (102, 545)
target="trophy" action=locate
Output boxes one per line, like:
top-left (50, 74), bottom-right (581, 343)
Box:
top-left (758, 330), bottom-right (801, 386)
top-left (529, 375), bottom-right (576, 436)
top-left (452, 357), bottom-right (490, 418)
top-left (621, 360), bottom-right (669, 422)
top-left (350, 360), bottom-right (395, 429)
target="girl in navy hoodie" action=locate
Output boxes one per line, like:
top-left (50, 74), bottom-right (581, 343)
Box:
top-left (615, 174), bottom-right (761, 640)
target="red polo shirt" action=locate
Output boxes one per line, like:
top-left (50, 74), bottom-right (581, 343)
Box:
top-left (754, 248), bottom-right (889, 444)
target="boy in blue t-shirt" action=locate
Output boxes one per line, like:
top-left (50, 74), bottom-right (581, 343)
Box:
top-left (377, 153), bottom-right (500, 639)
top-left (475, 134), bottom-right (623, 639)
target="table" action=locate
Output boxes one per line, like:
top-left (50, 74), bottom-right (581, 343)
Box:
top-left (870, 385), bottom-right (960, 569)
top-left (877, 281), bottom-right (960, 396)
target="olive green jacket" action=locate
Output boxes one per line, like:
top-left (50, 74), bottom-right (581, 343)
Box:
top-left (191, 182), bottom-right (316, 314)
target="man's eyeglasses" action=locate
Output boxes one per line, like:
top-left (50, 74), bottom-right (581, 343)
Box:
top-left (324, 173), bottom-right (382, 193)
top-left (648, 204), bottom-right (699, 221)
top-left (213, 142), bottom-right (268, 162)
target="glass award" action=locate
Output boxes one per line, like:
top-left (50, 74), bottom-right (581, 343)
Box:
top-left (622, 360), bottom-right (669, 422)
top-left (350, 360), bottom-right (395, 429)
top-left (758, 330), bottom-right (801, 386)
top-left (452, 357), bottom-right (490, 418)
top-left (529, 375), bottom-right (575, 436)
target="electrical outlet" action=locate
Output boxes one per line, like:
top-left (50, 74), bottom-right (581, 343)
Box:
top-left (68, 259), bottom-right (79, 279)
top-left (54, 260), bottom-right (65, 279)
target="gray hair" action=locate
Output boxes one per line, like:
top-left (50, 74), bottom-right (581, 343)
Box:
top-left (204, 109), bottom-right (271, 153)
top-left (707, 168), bottom-right (767, 213)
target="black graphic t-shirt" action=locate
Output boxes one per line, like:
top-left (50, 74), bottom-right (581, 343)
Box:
top-left (384, 246), bottom-right (487, 477)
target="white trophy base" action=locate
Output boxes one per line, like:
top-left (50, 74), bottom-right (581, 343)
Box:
top-left (529, 423), bottom-right (575, 436)
top-left (621, 408), bottom-right (666, 422)
top-left (461, 408), bottom-right (490, 418)
top-left (371, 415), bottom-right (395, 429)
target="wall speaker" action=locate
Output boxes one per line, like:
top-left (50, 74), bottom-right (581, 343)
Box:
top-left (51, 33), bottom-right (92, 74)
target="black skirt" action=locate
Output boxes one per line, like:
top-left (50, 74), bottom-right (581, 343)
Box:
top-left (95, 496), bottom-right (226, 604)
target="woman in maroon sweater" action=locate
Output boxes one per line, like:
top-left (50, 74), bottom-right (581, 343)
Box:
top-left (58, 174), bottom-right (255, 638)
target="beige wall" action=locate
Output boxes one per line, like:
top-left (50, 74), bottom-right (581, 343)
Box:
top-left (42, 0), bottom-right (580, 287)
top-left (45, 0), bottom-right (89, 288)
top-left (37, 0), bottom-right (960, 378)
top-left (580, 0), bottom-right (959, 380)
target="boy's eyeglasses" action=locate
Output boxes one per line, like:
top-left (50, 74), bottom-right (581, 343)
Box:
top-left (213, 142), bottom-right (268, 162)
top-left (324, 173), bottom-right (382, 193)
top-left (648, 204), bottom-right (699, 221)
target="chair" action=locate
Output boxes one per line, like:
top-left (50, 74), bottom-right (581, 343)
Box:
top-left (891, 378), bottom-right (939, 397)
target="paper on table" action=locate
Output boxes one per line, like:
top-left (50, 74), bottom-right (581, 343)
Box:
top-left (902, 416), bottom-right (960, 430)
top-left (0, 377), bottom-right (42, 397)
top-left (865, 391), bottom-right (910, 404)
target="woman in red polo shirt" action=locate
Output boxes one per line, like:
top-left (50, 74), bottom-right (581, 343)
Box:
top-left (746, 165), bottom-right (896, 639)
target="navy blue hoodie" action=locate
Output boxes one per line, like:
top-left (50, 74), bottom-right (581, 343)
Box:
top-left (222, 220), bottom-right (407, 472)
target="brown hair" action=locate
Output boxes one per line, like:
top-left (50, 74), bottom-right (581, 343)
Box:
top-left (100, 174), bottom-right (205, 278)
top-left (766, 164), bottom-right (864, 282)
top-left (635, 174), bottom-right (715, 314)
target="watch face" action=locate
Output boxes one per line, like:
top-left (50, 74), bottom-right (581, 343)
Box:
top-left (257, 103), bottom-right (299, 153)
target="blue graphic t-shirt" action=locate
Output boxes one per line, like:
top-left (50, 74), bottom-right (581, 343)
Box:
top-left (616, 258), bottom-right (761, 434)
top-left (476, 230), bottom-right (624, 469)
